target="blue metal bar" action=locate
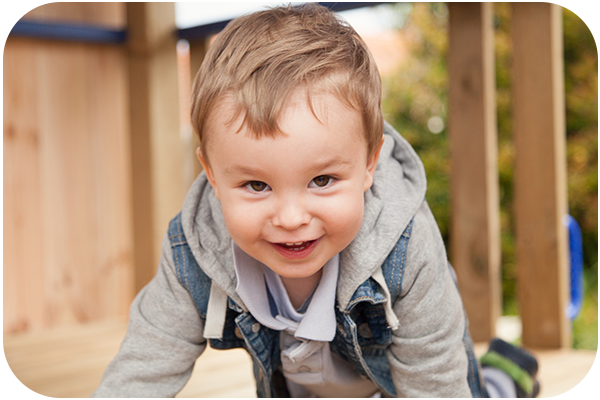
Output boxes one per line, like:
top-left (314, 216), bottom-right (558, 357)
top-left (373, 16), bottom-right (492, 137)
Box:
top-left (9, 20), bottom-right (126, 44)
top-left (177, 2), bottom-right (388, 41)
top-left (564, 215), bottom-right (584, 320)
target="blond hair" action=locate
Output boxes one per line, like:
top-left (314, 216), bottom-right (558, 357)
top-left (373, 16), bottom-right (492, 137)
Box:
top-left (190, 3), bottom-right (383, 160)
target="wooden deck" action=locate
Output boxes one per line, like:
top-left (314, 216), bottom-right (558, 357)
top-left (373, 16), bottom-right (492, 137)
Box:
top-left (4, 319), bottom-right (596, 398)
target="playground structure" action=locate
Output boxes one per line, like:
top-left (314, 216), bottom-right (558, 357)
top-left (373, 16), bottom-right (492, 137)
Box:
top-left (3, 2), bottom-right (595, 397)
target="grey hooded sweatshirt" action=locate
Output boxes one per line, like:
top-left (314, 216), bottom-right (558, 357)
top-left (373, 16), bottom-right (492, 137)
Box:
top-left (92, 122), bottom-right (472, 397)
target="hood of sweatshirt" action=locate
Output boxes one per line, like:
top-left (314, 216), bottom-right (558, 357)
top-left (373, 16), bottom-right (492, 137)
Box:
top-left (180, 121), bottom-right (427, 312)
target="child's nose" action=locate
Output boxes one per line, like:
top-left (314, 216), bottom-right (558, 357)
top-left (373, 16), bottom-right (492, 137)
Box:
top-left (272, 198), bottom-right (311, 230)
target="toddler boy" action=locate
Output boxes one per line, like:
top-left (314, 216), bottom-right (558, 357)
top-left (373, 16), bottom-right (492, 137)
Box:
top-left (93, 4), bottom-right (538, 398)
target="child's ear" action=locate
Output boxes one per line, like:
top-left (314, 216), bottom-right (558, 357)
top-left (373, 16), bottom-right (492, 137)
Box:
top-left (196, 147), bottom-right (220, 199)
top-left (364, 136), bottom-right (384, 192)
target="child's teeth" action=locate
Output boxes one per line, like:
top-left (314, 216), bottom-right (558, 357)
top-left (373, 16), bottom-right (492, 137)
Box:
top-left (284, 242), bottom-right (304, 246)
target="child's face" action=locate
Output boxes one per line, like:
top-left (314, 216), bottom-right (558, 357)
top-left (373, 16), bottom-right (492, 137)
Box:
top-left (199, 91), bottom-right (381, 282)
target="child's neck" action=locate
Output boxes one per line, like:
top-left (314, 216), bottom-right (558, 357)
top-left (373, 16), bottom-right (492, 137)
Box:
top-left (280, 269), bottom-right (323, 310)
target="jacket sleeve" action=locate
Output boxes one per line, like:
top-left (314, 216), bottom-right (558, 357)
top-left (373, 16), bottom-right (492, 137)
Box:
top-left (386, 202), bottom-right (472, 398)
top-left (92, 233), bottom-right (207, 398)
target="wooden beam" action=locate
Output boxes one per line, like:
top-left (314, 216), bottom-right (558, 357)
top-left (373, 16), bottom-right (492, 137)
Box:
top-left (512, 3), bottom-right (570, 349)
top-left (127, 3), bottom-right (183, 293)
top-left (188, 38), bottom-right (209, 179)
top-left (177, 39), bottom-right (195, 190)
top-left (448, 2), bottom-right (501, 342)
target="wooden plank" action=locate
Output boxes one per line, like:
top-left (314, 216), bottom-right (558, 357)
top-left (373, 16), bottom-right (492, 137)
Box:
top-left (448, 2), bottom-right (501, 342)
top-left (178, 347), bottom-right (256, 398)
top-left (3, 38), bottom-right (45, 334)
top-left (511, 3), bottom-right (570, 349)
top-left (4, 320), bottom-right (256, 398)
top-left (126, 2), bottom-right (184, 292)
top-left (4, 320), bottom-right (129, 398)
top-left (83, 44), bottom-right (135, 320)
top-left (5, 321), bottom-right (594, 398)
top-left (33, 39), bottom-right (134, 329)
top-left (36, 39), bottom-right (96, 328)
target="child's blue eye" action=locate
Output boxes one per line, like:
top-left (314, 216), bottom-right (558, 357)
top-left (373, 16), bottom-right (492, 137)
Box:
top-left (245, 181), bottom-right (270, 192)
top-left (310, 175), bottom-right (334, 188)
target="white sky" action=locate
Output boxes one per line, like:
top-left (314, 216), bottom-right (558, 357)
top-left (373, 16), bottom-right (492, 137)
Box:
top-left (175, 2), bottom-right (401, 36)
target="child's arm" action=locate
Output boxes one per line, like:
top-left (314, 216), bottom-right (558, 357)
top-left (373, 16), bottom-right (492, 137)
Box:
top-left (386, 202), bottom-right (472, 397)
top-left (92, 233), bottom-right (207, 397)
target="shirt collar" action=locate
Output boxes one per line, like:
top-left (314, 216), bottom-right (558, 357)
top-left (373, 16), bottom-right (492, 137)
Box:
top-left (233, 241), bottom-right (338, 341)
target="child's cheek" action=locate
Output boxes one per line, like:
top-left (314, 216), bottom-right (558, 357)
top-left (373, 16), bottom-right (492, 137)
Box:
top-left (317, 194), bottom-right (364, 237)
top-left (221, 200), bottom-right (266, 243)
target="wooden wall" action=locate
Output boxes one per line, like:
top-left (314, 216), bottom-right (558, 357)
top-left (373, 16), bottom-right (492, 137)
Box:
top-left (3, 3), bottom-right (134, 334)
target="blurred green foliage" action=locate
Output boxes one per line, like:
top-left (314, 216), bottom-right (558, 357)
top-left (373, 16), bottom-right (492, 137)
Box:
top-left (382, 3), bottom-right (597, 349)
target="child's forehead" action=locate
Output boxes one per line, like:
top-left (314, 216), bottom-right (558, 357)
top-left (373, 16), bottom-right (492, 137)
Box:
top-left (205, 99), bottom-right (370, 177)
top-left (203, 90), bottom-right (368, 157)
top-left (208, 89), bottom-right (362, 134)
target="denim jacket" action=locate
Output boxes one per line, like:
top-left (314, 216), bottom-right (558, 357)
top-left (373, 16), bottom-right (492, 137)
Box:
top-left (168, 212), bottom-right (488, 398)
top-left (93, 122), bottom-right (488, 398)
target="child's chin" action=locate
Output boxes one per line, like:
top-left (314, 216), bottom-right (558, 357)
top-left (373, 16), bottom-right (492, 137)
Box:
top-left (266, 260), bottom-right (324, 281)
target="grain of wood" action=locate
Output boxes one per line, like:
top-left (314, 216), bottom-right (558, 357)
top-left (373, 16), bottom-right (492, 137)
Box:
top-left (3, 37), bottom-right (45, 334)
top-left (511, 2), bottom-right (570, 349)
top-left (3, 35), bottom-right (134, 335)
top-left (5, 320), bottom-right (128, 398)
top-left (5, 320), bottom-right (256, 398)
top-left (448, 2), bottom-right (501, 343)
top-left (5, 322), bottom-right (595, 398)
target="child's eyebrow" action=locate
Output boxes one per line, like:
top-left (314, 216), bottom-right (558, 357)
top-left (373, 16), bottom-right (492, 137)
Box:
top-left (310, 158), bottom-right (353, 172)
top-left (223, 165), bottom-right (266, 177)
top-left (223, 158), bottom-right (353, 177)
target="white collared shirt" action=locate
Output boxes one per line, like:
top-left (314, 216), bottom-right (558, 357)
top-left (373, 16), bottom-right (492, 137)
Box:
top-left (233, 242), bottom-right (378, 397)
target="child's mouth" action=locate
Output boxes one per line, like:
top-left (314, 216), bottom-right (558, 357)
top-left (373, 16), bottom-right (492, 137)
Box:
top-left (281, 241), bottom-right (312, 250)
top-left (271, 238), bottom-right (320, 259)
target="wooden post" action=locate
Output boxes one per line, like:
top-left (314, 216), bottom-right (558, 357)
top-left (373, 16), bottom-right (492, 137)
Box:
top-left (512, 3), bottom-right (570, 349)
top-left (176, 39), bottom-right (196, 191)
top-left (127, 3), bottom-right (183, 293)
top-left (188, 38), bottom-right (210, 178)
top-left (448, 2), bottom-right (501, 342)
top-left (189, 38), bottom-right (209, 85)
